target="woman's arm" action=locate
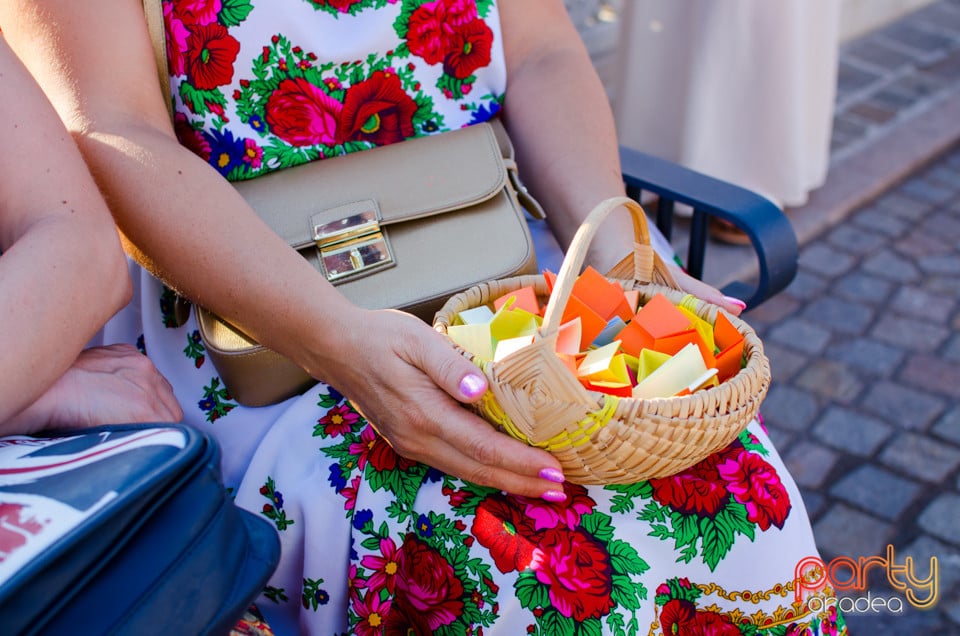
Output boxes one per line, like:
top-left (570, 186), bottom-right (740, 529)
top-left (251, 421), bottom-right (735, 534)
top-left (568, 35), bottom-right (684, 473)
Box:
top-left (499, 0), bottom-right (745, 314)
top-left (0, 37), bottom-right (180, 431)
top-left (0, 1), bottom-right (566, 498)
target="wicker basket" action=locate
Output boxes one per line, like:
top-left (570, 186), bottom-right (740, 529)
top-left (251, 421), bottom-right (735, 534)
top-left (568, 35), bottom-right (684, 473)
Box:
top-left (434, 197), bottom-right (771, 484)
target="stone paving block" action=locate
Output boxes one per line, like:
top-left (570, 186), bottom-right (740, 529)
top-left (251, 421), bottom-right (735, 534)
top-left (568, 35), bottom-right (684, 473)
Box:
top-left (883, 21), bottom-right (956, 54)
top-left (799, 243), bottom-right (858, 277)
top-left (842, 608), bottom-right (949, 634)
top-left (929, 274), bottom-right (960, 296)
top-left (853, 208), bottom-right (911, 238)
top-left (932, 406), bottom-right (960, 444)
top-left (814, 406), bottom-right (894, 455)
top-left (944, 335), bottom-right (960, 362)
top-left (920, 210), bottom-right (960, 239)
top-left (873, 86), bottom-right (923, 111)
top-left (848, 100), bottom-right (898, 125)
top-left (892, 286), bottom-right (957, 322)
top-left (795, 360), bottom-right (865, 404)
top-left (783, 441), bottom-right (840, 489)
top-left (844, 37), bottom-right (920, 71)
top-left (767, 317), bottom-right (832, 355)
top-left (879, 432), bottom-right (960, 481)
top-left (760, 384), bottom-right (820, 432)
top-left (758, 342), bottom-right (808, 382)
top-left (825, 337), bottom-right (905, 376)
top-left (826, 224), bottom-right (889, 255)
top-left (861, 248), bottom-right (923, 282)
top-left (901, 176), bottom-right (959, 205)
top-left (833, 112), bottom-right (872, 140)
top-left (814, 503), bottom-right (894, 559)
top-left (871, 314), bottom-right (951, 352)
top-left (919, 252), bottom-right (960, 274)
top-left (895, 228), bottom-right (955, 258)
top-left (831, 464), bottom-right (922, 520)
top-left (781, 271), bottom-right (830, 301)
top-left (901, 534), bottom-right (960, 601)
top-left (802, 296), bottom-right (875, 334)
top-left (861, 381), bottom-right (945, 430)
top-left (799, 488), bottom-right (827, 521)
top-left (915, 0), bottom-right (960, 31)
top-left (899, 354), bottom-right (960, 398)
top-left (873, 191), bottom-right (934, 221)
top-left (831, 272), bottom-right (895, 304)
top-left (918, 493), bottom-right (960, 545)
top-left (837, 60), bottom-right (883, 99)
top-left (923, 48), bottom-right (960, 82)
top-left (742, 293), bottom-right (800, 325)
top-left (924, 163), bottom-right (960, 190)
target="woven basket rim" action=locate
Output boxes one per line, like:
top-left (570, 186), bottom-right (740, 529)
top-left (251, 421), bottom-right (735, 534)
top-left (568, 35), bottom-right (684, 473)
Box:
top-left (434, 273), bottom-right (768, 411)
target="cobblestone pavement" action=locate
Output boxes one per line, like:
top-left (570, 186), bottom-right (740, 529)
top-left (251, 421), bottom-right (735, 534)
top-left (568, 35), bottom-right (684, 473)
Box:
top-left (739, 3), bottom-right (960, 632)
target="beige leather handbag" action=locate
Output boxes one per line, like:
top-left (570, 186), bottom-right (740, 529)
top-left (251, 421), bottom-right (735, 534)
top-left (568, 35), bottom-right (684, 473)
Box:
top-left (143, 0), bottom-right (543, 407)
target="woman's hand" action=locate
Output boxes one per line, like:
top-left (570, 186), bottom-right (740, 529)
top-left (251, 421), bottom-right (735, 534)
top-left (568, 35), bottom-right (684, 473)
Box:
top-left (4, 344), bottom-right (183, 435)
top-left (315, 308), bottom-right (568, 501)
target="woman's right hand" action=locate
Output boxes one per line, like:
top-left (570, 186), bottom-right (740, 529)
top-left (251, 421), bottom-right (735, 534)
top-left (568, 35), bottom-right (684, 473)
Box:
top-left (316, 307), bottom-right (569, 501)
top-left (5, 344), bottom-right (183, 435)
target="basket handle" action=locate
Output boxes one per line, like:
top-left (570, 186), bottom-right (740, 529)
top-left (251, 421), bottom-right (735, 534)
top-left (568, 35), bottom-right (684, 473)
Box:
top-left (540, 196), bottom-right (679, 339)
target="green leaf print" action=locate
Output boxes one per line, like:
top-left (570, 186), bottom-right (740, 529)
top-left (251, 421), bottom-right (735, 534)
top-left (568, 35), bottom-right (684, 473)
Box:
top-left (739, 429), bottom-right (770, 456)
top-left (698, 513), bottom-right (737, 571)
top-left (219, 0), bottom-right (253, 26)
top-left (476, 0), bottom-right (494, 17)
top-left (610, 573), bottom-right (644, 611)
top-left (538, 610), bottom-right (577, 636)
top-left (263, 586), bottom-right (288, 604)
top-left (515, 571), bottom-right (550, 611)
top-left (580, 511), bottom-right (615, 543)
top-left (199, 377), bottom-right (237, 422)
top-left (301, 577), bottom-right (329, 611)
top-left (605, 481), bottom-right (652, 514)
top-left (638, 499), bottom-right (669, 523)
top-left (178, 83), bottom-right (227, 119)
top-left (606, 539), bottom-right (650, 580)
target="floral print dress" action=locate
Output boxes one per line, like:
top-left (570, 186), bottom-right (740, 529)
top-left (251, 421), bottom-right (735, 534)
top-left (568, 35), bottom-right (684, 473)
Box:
top-left (93, 0), bottom-right (848, 634)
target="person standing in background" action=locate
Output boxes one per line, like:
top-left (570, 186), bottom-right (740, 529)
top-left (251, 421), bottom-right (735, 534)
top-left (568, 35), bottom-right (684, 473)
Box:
top-left (614, 0), bottom-right (840, 239)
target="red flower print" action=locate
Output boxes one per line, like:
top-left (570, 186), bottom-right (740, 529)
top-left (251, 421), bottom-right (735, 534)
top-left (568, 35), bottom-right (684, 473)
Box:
top-left (352, 591), bottom-right (391, 636)
top-left (173, 0), bottom-right (221, 26)
top-left (717, 452), bottom-right (791, 531)
top-left (445, 0), bottom-right (480, 25)
top-left (659, 598), bottom-right (696, 634)
top-left (173, 113), bottom-right (211, 160)
top-left (318, 403), bottom-right (360, 437)
top-left (368, 433), bottom-right (416, 474)
top-left (164, 3), bottom-right (190, 76)
top-left (649, 450), bottom-right (735, 517)
top-left (361, 537), bottom-right (400, 595)
top-left (443, 19), bottom-right (493, 79)
top-left (242, 139), bottom-right (262, 169)
top-left (384, 535), bottom-right (464, 633)
top-left (472, 495), bottom-right (539, 573)
top-left (530, 527), bottom-right (614, 621)
top-left (184, 23), bottom-right (239, 90)
top-left (310, 0), bottom-right (362, 12)
top-left (265, 78), bottom-right (342, 147)
top-left (337, 71), bottom-right (417, 146)
top-left (516, 482), bottom-right (595, 531)
top-left (341, 474), bottom-right (361, 511)
top-left (690, 610), bottom-right (742, 635)
top-left (348, 424), bottom-right (377, 470)
top-left (406, 1), bottom-right (454, 65)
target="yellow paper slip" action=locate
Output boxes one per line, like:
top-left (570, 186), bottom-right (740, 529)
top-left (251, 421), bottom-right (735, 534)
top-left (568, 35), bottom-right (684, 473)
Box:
top-left (632, 342), bottom-right (709, 399)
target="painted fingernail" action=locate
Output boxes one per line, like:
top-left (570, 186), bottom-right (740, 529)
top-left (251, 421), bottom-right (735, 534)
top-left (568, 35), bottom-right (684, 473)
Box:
top-left (539, 467), bottom-right (566, 483)
top-left (458, 373), bottom-right (487, 399)
top-left (541, 490), bottom-right (567, 503)
top-left (723, 296), bottom-right (747, 310)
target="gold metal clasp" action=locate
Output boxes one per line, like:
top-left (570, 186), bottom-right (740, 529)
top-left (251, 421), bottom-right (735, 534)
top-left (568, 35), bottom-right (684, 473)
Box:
top-left (313, 208), bottom-right (393, 282)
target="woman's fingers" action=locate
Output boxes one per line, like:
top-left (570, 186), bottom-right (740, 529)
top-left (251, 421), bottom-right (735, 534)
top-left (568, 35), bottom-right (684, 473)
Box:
top-left (668, 264), bottom-right (746, 316)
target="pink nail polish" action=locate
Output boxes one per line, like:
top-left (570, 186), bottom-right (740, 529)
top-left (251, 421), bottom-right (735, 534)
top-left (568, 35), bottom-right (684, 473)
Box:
top-left (539, 467), bottom-right (565, 483)
top-left (541, 490), bottom-right (567, 503)
top-left (458, 373), bottom-right (486, 399)
top-left (723, 296), bottom-right (747, 310)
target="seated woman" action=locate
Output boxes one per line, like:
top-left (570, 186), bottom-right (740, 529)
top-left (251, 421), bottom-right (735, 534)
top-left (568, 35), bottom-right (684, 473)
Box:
top-left (0, 1), bottom-right (844, 634)
top-left (0, 36), bottom-right (181, 434)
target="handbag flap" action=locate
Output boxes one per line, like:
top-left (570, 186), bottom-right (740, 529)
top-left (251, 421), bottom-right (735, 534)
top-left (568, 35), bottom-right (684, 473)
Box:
top-left (233, 122), bottom-right (507, 249)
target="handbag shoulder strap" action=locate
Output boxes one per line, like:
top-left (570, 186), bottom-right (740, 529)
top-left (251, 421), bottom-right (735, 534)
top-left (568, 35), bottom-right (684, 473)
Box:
top-left (142, 0), bottom-right (174, 120)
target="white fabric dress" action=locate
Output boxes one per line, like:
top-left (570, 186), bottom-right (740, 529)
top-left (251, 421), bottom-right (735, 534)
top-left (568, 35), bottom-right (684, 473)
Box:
top-left (92, 1), bottom-right (846, 634)
top-left (613, 0), bottom-right (840, 208)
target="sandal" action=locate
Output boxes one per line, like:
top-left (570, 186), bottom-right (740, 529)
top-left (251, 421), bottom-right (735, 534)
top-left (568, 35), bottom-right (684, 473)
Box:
top-left (709, 217), bottom-right (752, 246)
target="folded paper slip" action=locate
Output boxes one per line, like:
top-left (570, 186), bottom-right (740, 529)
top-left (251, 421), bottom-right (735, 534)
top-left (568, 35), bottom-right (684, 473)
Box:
top-left (434, 197), bottom-right (771, 485)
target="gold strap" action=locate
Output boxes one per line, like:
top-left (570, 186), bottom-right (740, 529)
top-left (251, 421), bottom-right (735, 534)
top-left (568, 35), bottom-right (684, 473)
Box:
top-left (142, 0), bottom-right (174, 120)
